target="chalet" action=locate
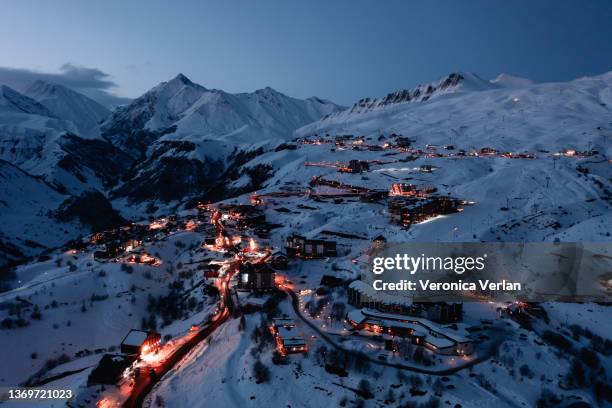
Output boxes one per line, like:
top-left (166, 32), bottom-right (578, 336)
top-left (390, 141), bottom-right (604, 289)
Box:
top-left (272, 318), bottom-right (307, 355)
top-left (237, 262), bottom-right (275, 292)
top-left (285, 234), bottom-right (337, 259)
top-left (120, 329), bottom-right (161, 356)
top-left (347, 308), bottom-right (472, 355)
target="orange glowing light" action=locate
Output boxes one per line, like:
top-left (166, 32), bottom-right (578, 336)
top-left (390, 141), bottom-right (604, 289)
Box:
top-left (249, 238), bottom-right (257, 251)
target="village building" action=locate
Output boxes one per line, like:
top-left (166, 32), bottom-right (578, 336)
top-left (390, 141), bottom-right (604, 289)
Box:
top-left (348, 280), bottom-right (416, 315)
top-left (237, 262), bottom-right (275, 292)
top-left (419, 164), bottom-right (436, 173)
top-left (125, 252), bottom-right (161, 266)
top-left (479, 147), bottom-right (499, 156)
top-left (217, 204), bottom-right (266, 229)
top-left (347, 308), bottom-right (473, 355)
top-left (389, 184), bottom-right (437, 197)
top-left (338, 159), bottom-right (370, 173)
top-left (399, 196), bottom-right (462, 227)
top-left (120, 329), bottom-right (161, 356)
top-left (372, 235), bottom-right (387, 251)
top-left (271, 318), bottom-right (307, 355)
top-left (395, 136), bottom-right (413, 148)
top-left (347, 280), bottom-right (463, 323)
top-left (388, 195), bottom-right (463, 227)
top-left (285, 234), bottom-right (337, 258)
top-left (418, 302), bottom-right (463, 323)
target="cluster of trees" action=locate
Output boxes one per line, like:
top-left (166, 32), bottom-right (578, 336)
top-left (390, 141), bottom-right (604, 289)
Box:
top-left (566, 347), bottom-right (610, 404)
top-left (1, 300), bottom-right (32, 329)
top-left (315, 345), bottom-right (371, 375)
top-left (544, 325), bottom-right (610, 404)
top-left (142, 280), bottom-right (200, 330)
top-left (252, 360), bottom-right (270, 384)
top-left (305, 293), bottom-right (330, 319)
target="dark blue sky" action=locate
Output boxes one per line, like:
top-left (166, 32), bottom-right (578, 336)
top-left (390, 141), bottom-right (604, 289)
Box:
top-left (1, 0), bottom-right (611, 105)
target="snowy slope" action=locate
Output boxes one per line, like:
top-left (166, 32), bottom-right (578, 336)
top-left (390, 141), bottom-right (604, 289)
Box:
top-left (0, 85), bottom-right (77, 166)
top-left (0, 160), bottom-right (82, 267)
top-left (24, 80), bottom-right (110, 135)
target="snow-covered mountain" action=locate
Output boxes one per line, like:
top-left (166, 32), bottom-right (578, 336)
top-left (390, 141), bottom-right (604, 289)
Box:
top-left (101, 73), bottom-right (344, 207)
top-left (234, 70), bottom-right (612, 245)
top-left (0, 85), bottom-right (78, 177)
top-left (101, 73), bottom-right (342, 156)
top-left (24, 80), bottom-right (110, 135)
top-left (298, 71), bottom-right (612, 154)
top-left (0, 84), bottom-right (55, 117)
top-left (0, 74), bottom-right (344, 263)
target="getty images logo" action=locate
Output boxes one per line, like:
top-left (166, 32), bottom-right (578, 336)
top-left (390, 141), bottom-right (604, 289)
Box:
top-left (372, 253), bottom-right (487, 275)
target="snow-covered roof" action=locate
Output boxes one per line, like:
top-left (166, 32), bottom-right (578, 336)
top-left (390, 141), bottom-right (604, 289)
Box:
top-left (122, 330), bottom-right (149, 346)
top-left (347, 309), bottom-right (366, 325)
top-left (272, 318), bottom-right (295, 328)
top-left (277, 326), bottom-right (303, 341)
top-left (424, 335), bottom-right (455, 349)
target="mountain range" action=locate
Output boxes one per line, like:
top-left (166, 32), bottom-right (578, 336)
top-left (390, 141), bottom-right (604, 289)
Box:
top-left (1, 70), bottom-right (611, 269)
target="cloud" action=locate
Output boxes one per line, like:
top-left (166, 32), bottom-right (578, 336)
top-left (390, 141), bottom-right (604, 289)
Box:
top-left (0, 63), bottom-right (131, 108)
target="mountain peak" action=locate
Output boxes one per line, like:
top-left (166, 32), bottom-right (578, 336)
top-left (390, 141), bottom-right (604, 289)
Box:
top-left (490, 73), bottom-right (534, 88)
top-left (170, 73), bottom-right (195, 86)
top-left (25, 80), bottom-right (69, 98)
top-left (22, 79), bottom-right (110, 134)
top-left (348, 72), bottom-right (496, 112)
top-left (0, 85), bottom-right (55, 117)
